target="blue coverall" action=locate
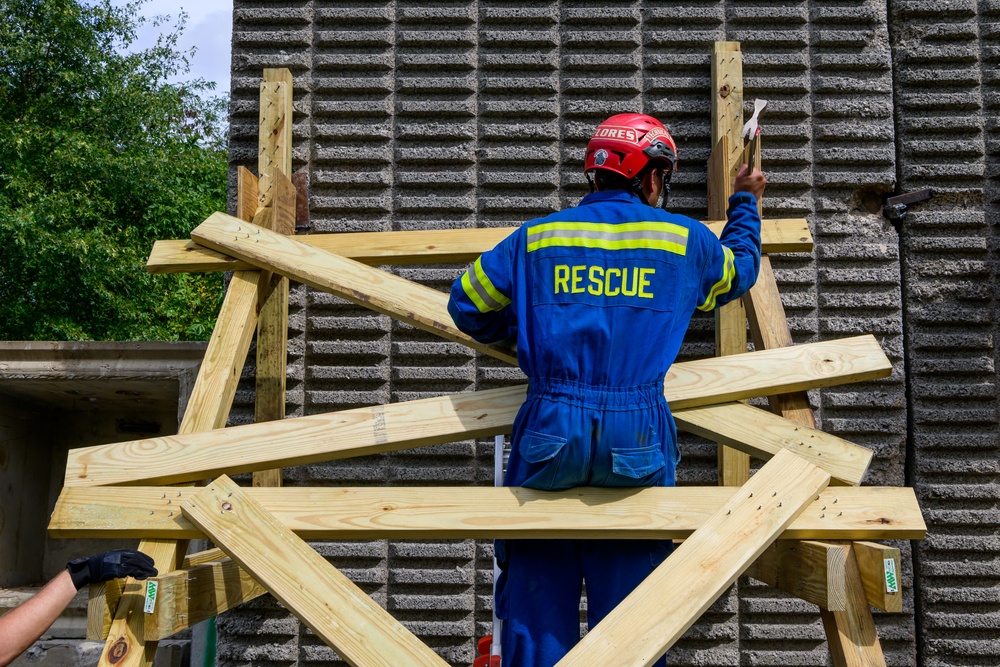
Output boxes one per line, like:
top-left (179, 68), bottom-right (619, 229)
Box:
top-left (448, 189), bottom-right (762, 667)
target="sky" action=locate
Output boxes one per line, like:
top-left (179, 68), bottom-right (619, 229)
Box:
top-left (112, 0), bottom-right (233, 97)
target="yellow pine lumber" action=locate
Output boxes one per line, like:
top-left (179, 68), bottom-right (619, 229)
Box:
top-left (673, 401), bottom-right (872, 486)
top-left (852, 541), bottom-right (903, 613)
top-left (660, 334), bottom-right (890, 411)
top-left (135, 537), bottom-right (855, 639)
top-left (708, 132), bottom-right (750, 487)
top-left (146, 218), bottom-right (813, 274)
top-left (182, 476), bottom-right (450, 667)
top-left (254, 69), bottom-right (295, 490)
top-left (711, 41), bottom-right (745, 178)
top-left (555, 450), bottom-right (831, 667)
top-left (820, 543), bottom-right (887, 666)
top-left (746, 540), bottom-right (849, 611)
top-left (191, 211), bottom-right (518, 365)
top-left (257, 69), bottom-right (293, 209)
top-left (86, 579), bottom-right (122, 641)
top-left (98, 185), bottom-right (264, 665)
top-left (64, 336), bottom-right (891, 488)
top-left (50, 485), bottom-right (927, 541)
top-left (182, 547), bottom-right (227, 568)
top-left (745, 256), bottom-right (819, 427)
top-left (253, 167), bottom-right (297, 489)
top-left (144, 557), bottom-right (267, 641)
top-left (98, 538), bottom-right (184, 666)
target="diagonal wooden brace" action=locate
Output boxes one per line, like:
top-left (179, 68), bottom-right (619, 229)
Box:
top-left (554, 450), bottom-right (831, 667)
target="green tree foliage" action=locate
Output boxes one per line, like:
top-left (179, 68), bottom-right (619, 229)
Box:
top-left (0, 0), bottom-right (227, 340)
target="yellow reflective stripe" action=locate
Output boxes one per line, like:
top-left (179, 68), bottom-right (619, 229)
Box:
top-left (528, 221), bottom-right (689, 236)
top-left (526, 221), bottom-right (689, 255)
top-left (527, 237), bottom-right (688, 254)
top-left (473, 257), bottom-right (511, 309)
top-left (697, 246), bottom-right (736, 312)
top-left (461, 271), bottom-right (490, 313)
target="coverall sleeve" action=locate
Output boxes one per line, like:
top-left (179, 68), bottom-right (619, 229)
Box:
top-left (447, 230), bottom-right (518, 344)
top-left (695, 191), bottom-right (763, 312)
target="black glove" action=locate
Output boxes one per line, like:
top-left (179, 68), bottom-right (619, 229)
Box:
top-left (65, 549), bottom-right (158, 590)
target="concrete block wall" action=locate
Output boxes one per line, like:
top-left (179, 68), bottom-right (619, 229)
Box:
top-left (221, 1), bottom-right (997, 665)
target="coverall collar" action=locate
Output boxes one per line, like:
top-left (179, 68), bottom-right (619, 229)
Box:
top-left (580, 189), bottom-right (646, 206)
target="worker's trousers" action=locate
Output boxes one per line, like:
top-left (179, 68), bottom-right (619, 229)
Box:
top-left (497, 379), bottom-right (678, 667)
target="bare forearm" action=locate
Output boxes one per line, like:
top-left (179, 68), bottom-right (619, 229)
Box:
top-left (0, 570), bottom-right (77, 666)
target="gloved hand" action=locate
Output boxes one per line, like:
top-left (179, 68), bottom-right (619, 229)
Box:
top-left (65, 549), bottom-right (158, 590)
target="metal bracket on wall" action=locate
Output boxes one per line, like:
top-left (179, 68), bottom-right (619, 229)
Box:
top-left (882, 188), bottom-right (934, 225)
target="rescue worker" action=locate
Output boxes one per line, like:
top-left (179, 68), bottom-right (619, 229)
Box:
top-left (447, 113), bottom-right (766, 667)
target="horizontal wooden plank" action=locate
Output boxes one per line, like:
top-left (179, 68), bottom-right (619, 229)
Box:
top-left (182, 476), bottom-right (450, 667)
top-left (147, 218), bottom-right (812, 273)
top-left (746, 540), bottom-right (849, 611)
top-left (190, 212), bottom-right (517, 365)
top-left (50, 485), bottom-right (927, 541)
top-left (673, 402), bottom-right (872, 486)
top-left (63, 336), bottom-right (891, 488)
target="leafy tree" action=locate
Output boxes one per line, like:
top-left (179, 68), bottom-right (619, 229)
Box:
top-left (0, 0), bottom-right (227, 340)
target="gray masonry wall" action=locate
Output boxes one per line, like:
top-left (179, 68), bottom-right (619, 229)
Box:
top-left (222, 2), bottom-right (998, 665)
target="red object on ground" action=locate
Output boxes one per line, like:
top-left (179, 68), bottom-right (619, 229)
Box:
top-left (473, 635), bottom-right (500, 666)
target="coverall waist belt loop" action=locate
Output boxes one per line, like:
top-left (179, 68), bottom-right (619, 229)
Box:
top-left (526, 376), bottom-right (666, 410)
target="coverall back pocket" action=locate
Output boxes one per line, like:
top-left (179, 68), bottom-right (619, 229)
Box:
top-left (608, 444), bottom-right (665, 487)
top-left (518, 430), bottom-right (569, 489)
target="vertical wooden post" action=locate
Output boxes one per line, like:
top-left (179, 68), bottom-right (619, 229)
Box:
top-left (819, 544), bottom-right (887, 666)
top-left (731, 66), bottom-right (889, 667)
top-left (710, 41), bottom-right (751, 487)
top-left (253, 67), bottom-right (294, 488)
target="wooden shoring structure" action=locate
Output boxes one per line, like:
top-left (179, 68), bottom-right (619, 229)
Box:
top-left (47, 57), bottom-right (923, 667)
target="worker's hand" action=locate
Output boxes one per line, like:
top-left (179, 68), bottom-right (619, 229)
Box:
top-left (734, 164), bottom-right (766, 200)
top-left (65, 549), bottom-right (157, 590)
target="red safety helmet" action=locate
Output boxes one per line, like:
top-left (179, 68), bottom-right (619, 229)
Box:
top-left (584, 113), bottom-right (678, 179)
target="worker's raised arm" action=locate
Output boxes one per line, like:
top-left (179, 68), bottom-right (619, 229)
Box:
top-left (447, 230), bottom-right (519, 344)
top-left (695, 165), bottom-right (766, 312)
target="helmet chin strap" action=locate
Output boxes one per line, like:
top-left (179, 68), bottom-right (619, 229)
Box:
top-left (661, 170), bottom-right (672, 209)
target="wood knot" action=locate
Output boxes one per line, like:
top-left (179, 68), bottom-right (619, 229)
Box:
top-left (222, 502), bottom-right (233, 512)
top-left (719, 83), bottom-right (731, 98)
top-left (108, 637), bottom-right (129, 663)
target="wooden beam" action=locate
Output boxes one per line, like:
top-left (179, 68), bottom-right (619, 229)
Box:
top-left (144, 557), bottom-right (267, 641)
top-left (554, 450), bottom-right (830, 667)
top-left (746, 540), bottom-right (849, 611)
top-left (254, 68), bottom-right (295, 489)
top-left (711, 41), bottom-right (745, 179)
top-left (745, 256), bottom-right (819, 427)
top-left (820, 543), bottom-right (887, 666)
top-left (673, 401), bottom-right (872, 486)
top-left (50, 484), bottom-right (927, 541)
top-left (708, 134), bottom-right (750, 487)
top-left (191, 211), bottom-right (518, 365)
top-left (87, 579), bottom-right (122, 641)
top-left (182, 476), bottom-right (450, 667)
top-left (98, 186), bottom-right (264, 665)
top-left (64, 336), bottom-right (891, 488)
top-left (182, 547), bottom-right (227, 569)
top-left (852, 541), bottom-right (903, 613)
top-left (146, 218), bottom-right (813, 274)
top-left (253, 167), bottom-right (296, 489)
top-left (257, 69), bottom-right (293, 209)
top-left (135, 538), bottom-right (903, 640)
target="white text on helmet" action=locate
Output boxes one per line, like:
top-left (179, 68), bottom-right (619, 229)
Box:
top-left (594, 126), bottom-right (638, 143)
